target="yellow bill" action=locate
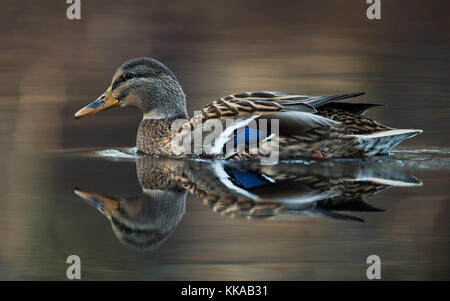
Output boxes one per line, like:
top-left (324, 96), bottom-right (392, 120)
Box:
top-left (74, 87), bottom-right (120, 119)
top-left (74, 188), bottom-right (120, 218)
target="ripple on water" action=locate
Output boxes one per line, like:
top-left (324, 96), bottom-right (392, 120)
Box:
top-left (65, 147), bottom-right (450, 170)
top-left (80, 147), bottom-right (139, 161)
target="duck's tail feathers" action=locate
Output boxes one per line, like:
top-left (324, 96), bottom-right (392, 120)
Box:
top-left (354, 129), bottom-right (423, 155)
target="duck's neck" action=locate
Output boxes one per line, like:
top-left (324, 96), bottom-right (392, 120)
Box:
top-left (136, 117), bottom-right (186, 155)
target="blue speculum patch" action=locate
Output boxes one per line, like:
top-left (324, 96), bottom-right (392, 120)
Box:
top-left (229, 169), bottom-right (267, 189)
top-left (233, 127), bottom-right (266, 146)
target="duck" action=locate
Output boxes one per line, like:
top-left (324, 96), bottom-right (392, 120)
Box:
top-left (73, 156), bottom-right (422, 250)
top-left (74, 57), bottom-right (422, 161)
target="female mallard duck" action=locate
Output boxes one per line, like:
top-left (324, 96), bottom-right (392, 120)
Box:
top-left (74, 57), bottom-right (422, 160)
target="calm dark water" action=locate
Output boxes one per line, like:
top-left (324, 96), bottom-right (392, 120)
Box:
top-left (1, 149), bottom-right (449, 280)
top-left (0, 0), bottom-right (449, 280)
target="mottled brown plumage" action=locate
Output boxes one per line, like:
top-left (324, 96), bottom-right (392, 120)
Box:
top-left (74, 58), bottom-right (422, 160)
top-left (136, 118), bottom-right (179, 156)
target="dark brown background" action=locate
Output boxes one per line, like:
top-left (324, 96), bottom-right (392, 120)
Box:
top-left (1, 0), bottom-right (449, 152)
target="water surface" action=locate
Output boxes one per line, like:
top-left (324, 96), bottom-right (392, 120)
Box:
top-left (0, 148), bottom-right (448, 280)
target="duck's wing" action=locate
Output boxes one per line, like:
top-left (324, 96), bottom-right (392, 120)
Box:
top-left (200, 91), bottom-right (316, 120)
top-left (302, 92), bottom-right (365, 108)
top-left (188, 91), bottom-right (387, 157)
top-left (200, 91), bottom-right (369, 120)
top-left (325, 102), bottom-right (383, 115)
top-left (193, 92), bottom-right (351, 154)
top-left (292, 92), bottom-right (384, 116)
top-left (198, 91), bottom-right (381, 136)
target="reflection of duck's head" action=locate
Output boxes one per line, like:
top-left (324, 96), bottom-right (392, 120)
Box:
top-left (74, 187), bottom-right (187, 251)
top-left (73, 157), bottom-right (192, 251)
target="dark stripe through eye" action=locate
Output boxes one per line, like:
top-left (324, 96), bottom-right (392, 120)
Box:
top-left (112, 73), bottom-right (137, 90)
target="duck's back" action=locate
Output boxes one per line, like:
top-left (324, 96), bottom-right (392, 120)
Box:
top-left (205, 91), bottom-right (422, 160)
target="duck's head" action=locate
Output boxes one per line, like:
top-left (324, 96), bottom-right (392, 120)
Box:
top-left (75, 57), bottom-right (188, 120)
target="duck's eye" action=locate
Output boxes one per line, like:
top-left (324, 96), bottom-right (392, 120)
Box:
top-left (124, 72), bottom-right (135, 80)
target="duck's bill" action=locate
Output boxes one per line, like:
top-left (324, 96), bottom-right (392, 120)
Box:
top-left (74, 188), bottom-right (120, 217)
top-left (74, 87), bottom-right (120, 119)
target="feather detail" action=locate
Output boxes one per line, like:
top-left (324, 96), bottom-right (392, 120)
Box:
top-left (201, 91), bottom-right (319, 121)
top-left (148, 91), bottom-right (423, 159)
top-left (269, 111), bottom-right (340, 135)
top-left (326, 102), bottom-right (383, 115)
top-left (304, 92), bottom-right (366, 108)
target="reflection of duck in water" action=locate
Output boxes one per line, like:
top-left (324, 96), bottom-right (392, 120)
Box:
top-left (178, 160), bottom-right (422, 221)
top-left (74, 157), bottom-right (422, 250)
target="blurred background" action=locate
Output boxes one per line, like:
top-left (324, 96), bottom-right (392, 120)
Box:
top-left (0, 0), bottom-right (449, 280)
top-left (1, 0), bottom-right (449, 152)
